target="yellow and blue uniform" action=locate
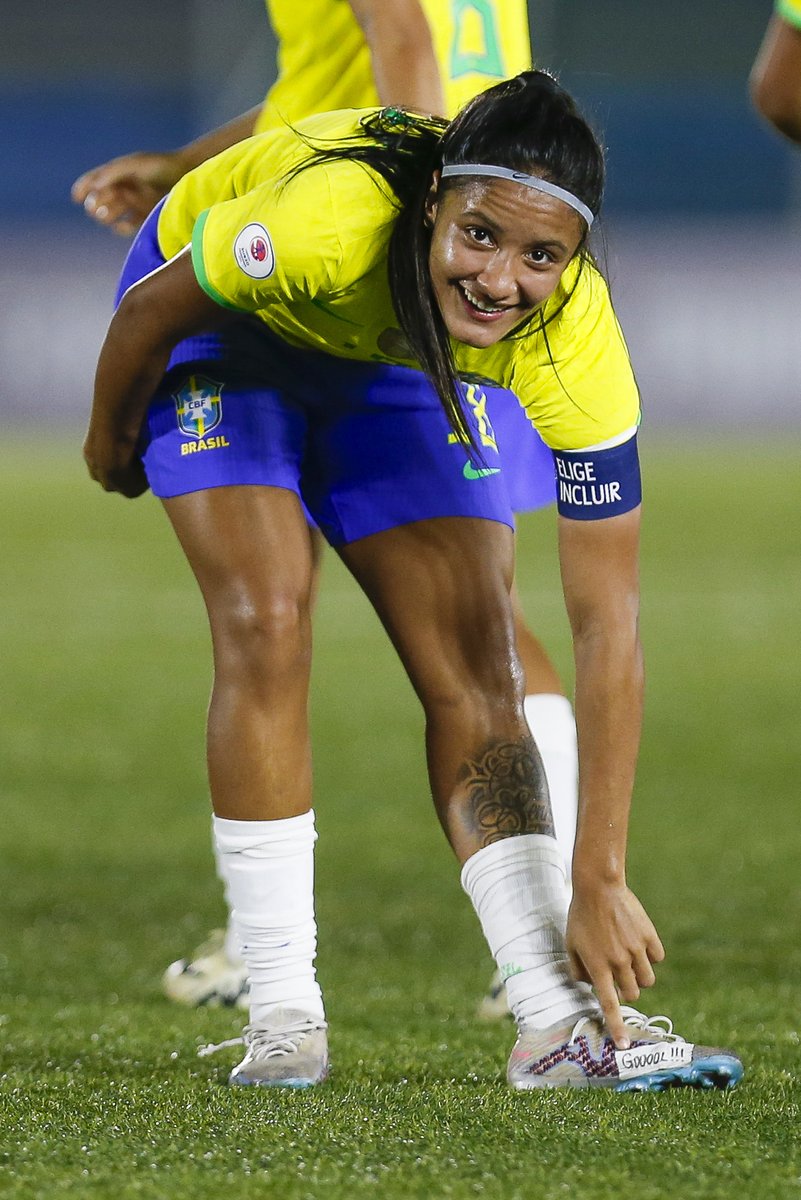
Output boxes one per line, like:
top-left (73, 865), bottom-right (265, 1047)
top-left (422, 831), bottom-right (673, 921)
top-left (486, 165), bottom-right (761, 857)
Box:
top-left (251, 2), bottom-right (596, 513)
top-left (159, 110), bottom-right (639, 455)
top-left (257, 0), bottom-right (531, 129)
top-left (117, 110), bottom-right (640, 538)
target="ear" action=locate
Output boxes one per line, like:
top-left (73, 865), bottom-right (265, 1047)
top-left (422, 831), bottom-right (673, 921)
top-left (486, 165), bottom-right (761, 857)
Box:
top-left (424, 169), bottom-right (441, 228)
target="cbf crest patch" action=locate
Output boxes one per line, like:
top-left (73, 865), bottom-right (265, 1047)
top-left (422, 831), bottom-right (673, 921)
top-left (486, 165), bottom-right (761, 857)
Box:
top-left (174, 374), bottom-right (224, 439)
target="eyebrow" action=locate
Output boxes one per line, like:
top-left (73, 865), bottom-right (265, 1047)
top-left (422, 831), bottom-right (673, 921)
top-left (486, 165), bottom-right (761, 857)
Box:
top-left (460, 208), bottom-right (571, 257)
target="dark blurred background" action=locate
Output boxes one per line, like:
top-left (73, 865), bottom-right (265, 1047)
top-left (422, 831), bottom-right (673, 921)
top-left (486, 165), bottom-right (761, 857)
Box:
top-left (2, 0), bottom-right (798, 430)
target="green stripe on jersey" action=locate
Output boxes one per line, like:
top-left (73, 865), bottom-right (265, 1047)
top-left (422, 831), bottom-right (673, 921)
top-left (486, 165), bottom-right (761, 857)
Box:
top-left (191, 209), bottom-right (245, 313)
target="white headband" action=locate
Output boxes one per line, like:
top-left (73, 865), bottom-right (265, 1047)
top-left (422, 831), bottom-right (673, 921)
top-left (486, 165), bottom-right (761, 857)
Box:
top-left (440, 163), bottom-right (595, 229)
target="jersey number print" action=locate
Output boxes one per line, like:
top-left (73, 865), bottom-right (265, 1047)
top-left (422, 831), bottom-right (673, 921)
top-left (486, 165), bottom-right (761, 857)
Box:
top-left (450, 0), bottom-right (505, 78)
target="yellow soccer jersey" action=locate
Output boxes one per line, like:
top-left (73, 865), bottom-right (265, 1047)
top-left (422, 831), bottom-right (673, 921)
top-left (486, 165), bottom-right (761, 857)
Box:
top-left (256, 0), bottom-right (531, 130)
top-left (257, 1), bottom-right (377, 131)
top-left (777, 0), bottom-right (801, 28)
top-left (418, 0), bottom-right (531, 115)
top-left (159, 110), bottom-right (639, 454)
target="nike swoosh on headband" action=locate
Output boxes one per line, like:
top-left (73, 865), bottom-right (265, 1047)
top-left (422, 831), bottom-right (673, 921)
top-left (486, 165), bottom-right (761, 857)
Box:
top-left (440, 164), bottom-right (595, 228)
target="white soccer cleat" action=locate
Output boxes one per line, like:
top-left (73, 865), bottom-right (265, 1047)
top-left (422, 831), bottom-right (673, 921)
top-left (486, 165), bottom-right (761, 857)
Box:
top-left (162, 928), bottom-right (250, 1009)
top-left (200, 1007), bottom-right (329, 1089)
top-left (507, 1006), bottom-right (744, 1091)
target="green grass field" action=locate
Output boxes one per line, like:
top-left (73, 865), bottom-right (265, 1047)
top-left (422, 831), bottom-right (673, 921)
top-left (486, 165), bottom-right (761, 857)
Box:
top-left (1, 436), bottom-right (799, 1199)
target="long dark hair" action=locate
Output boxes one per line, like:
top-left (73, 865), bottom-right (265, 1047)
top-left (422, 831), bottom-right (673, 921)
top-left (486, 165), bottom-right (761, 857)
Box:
top-left (290, 71), bottom-right (605, 444)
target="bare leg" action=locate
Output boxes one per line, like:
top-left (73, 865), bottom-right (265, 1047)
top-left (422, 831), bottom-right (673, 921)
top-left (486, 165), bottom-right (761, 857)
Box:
top-left (163, 485), bottom-right (316, 819)
top-left (163, 485), bottom-right (330, 1033)
top-left (340, 516), bottom-right (592, 1035)
top-left (339, 517), bottom-right (552, 863)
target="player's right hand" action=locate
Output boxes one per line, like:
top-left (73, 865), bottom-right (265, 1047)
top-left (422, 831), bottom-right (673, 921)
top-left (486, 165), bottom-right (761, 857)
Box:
top-left (83, 429), bottom-right (149, 498)
top-left (71, 151), bottom-right (184, 236)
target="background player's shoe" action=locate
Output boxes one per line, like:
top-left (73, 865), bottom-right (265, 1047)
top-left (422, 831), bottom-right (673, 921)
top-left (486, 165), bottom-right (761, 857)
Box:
top-left (199, 1008), bottom-right (329, 1089)
top-left (162, 928), bottom-right (250, 1009)
top-left (507, 1007), bottom-right (744, 1091)
top-left (477, 968), bottom-right (512, 1021)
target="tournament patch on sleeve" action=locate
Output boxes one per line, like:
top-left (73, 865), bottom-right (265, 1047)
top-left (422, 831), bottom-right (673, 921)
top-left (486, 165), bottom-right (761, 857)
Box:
top-left (553, 434), bottom-right (641, 520)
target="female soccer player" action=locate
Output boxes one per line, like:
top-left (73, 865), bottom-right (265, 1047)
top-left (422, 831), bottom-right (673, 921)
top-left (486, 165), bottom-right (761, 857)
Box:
top-left (85, 71), bottom-right (743, 1091)
top-left (73, 0), bottom-right (578, 1019)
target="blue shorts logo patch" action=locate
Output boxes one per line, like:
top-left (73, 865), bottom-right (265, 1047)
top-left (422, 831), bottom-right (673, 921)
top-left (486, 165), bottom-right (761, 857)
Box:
top-left (174, 374), bottom-right (224, 439)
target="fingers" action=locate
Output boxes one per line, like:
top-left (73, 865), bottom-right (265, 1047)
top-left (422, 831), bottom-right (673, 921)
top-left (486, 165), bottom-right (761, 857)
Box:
top-left (594, 974), bottom-right (629, 1049)
top-left (567, 947), bottom-right (588, 985)
top-left (84, 456), bottom-right (149, 498)
top-left (72, 164), bottom-right (158, 234)
top-left (647, 929), bottom-right (666, 964)
top-left (569, 948), bottom-right (630, 1047)
top-left (79, 187), bottom-right (144, 235)
top-left (71, 159), bottom-right (134, 202)
top-left (71, 169), bottom-right (102, 205)
top-left (632, 947), bottom-right (656, 991)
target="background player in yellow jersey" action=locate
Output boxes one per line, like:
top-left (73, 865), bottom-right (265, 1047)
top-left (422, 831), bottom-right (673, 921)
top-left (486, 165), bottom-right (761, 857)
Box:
top-left (750, 0), bottom-right (801, 144)
top-left (85, 71), bottom-right (742, 1091)
top-left (73, 1), bottom-right (579, 1019)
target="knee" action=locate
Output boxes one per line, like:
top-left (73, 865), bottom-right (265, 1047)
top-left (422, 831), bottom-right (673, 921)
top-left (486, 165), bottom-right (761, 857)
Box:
top-left (211, 586), bottom-right (312, 682)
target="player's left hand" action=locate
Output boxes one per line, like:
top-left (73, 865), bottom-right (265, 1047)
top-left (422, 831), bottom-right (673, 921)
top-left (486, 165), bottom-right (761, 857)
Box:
top-left (565, 880), bottom-right (665, 1048)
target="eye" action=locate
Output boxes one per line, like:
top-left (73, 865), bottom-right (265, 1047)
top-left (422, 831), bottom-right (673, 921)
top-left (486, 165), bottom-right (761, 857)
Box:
top-left (525, 248), bottom-right (555, 267)
top-left (464, 225), bottom-right (495, 246)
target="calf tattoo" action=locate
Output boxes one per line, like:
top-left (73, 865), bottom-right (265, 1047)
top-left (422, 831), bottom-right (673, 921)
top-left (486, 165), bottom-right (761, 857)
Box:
top-left (460, 740), bottom-right (554, 846)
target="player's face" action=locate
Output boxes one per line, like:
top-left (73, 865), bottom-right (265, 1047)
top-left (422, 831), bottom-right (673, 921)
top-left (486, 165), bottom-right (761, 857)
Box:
top-left (426, 176), bottom-right (585, 349)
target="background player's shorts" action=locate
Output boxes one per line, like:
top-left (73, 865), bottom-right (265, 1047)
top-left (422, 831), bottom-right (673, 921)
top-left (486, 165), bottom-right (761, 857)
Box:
top-left (119, 201), bottom-right (552, 545)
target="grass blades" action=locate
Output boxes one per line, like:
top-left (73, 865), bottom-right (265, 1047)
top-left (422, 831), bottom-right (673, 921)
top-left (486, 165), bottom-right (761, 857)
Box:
top-left (1, 436), bottom-right (799, 1198)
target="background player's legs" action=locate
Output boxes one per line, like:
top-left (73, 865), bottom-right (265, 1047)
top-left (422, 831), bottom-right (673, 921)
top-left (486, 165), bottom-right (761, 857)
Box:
top-left (511, 583), bottom-right (578, 880)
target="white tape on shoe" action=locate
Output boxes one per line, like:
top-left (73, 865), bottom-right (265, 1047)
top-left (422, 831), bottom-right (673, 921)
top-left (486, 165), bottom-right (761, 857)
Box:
top-left (615, 1041), bottom-right (694, 1079)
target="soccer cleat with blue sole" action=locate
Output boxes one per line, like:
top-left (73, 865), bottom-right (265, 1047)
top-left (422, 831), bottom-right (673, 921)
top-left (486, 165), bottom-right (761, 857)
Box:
top-left (507, 1006), bottom-right (743, 1091)
top-left (199, 1007), bottom-right (329, 1088)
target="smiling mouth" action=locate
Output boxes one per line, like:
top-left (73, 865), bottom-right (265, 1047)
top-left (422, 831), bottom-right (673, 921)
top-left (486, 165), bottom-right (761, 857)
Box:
top-left (458, 284), bottom-right (513, 320)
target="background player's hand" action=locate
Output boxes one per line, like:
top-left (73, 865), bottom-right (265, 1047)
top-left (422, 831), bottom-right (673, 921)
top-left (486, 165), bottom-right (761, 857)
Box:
top-left (71, 151), bottom-right (185, 236)
top-left (83, 427), bottom-right (149, 498)
top-left (565, 880), bottom-right (665, 1048)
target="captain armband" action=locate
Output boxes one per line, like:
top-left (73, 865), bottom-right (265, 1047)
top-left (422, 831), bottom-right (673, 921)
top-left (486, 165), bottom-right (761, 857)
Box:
top-left (553, 434), bottom-right (641, 521)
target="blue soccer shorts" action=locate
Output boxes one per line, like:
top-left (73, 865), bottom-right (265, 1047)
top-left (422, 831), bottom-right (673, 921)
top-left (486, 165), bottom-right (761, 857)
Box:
top-left (117, 202), bottom-right (556, 546)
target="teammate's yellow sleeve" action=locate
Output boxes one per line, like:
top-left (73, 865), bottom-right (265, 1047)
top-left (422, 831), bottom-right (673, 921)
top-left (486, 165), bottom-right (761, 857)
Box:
top-left (777, 0), bottom-right (801, 29)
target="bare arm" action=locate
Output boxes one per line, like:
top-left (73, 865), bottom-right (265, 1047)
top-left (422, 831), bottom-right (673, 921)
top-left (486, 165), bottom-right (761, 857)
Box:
top-left (750, 13), bottom-right (801, 144)
top-left (84, 249), bottom-right (230, 496)
top-left (558, 506), bottom-right (665, 1047)
top-left (348, 0), bottom-right (446, 116)
top-left (72, 106), bottom-right (263, 236)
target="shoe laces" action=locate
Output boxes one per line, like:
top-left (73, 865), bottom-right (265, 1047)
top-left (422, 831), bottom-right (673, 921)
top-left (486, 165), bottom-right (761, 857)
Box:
top-left (568, 1006), bottom-right (684, 1046)
top-left (197, 1014), bottom-right (325, 1059)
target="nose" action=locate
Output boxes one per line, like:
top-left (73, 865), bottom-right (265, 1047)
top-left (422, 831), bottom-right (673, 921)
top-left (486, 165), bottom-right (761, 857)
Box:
top-left (475, 252), bottom-right (519, 302)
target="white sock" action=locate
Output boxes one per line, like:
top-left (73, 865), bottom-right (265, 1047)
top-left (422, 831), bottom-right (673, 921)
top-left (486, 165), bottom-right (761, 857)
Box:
top-left (213, 811), bottom-right (325, 1023)
top-left (462, 834), bottom-right (599, 1031)
top-left (523, 694), bottom-right (578, 884)
top-left (210, 821), bottom-right (244, 964)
